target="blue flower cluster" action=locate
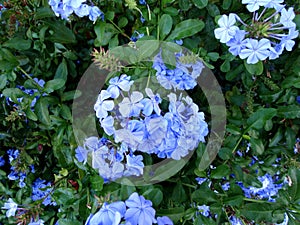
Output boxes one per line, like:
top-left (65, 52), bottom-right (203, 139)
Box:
top-left (48, 0), bottom-right (104, 22)
top-left (7, 149), bottom-right (35, 188)
top-left (152, 52), bottom-right (204, 90)
top-left (1, 78), bottom-right (45, 109)
top-left (214, 0), bottom-right (299, 64)
top-left (31, 178), bottom-right (56, 206)
top-left (237, 173), bottom-right (286, 202)
top-left (75, 74), bottom-right (208, 182)
top-left (85, 192), bottom-right (173, 225)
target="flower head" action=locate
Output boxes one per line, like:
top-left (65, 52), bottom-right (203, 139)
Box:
top-left (125, 192), bottom-right (156, 225)
top-left (2, 198), bottom-right (18, 217)
top-left (214, 13), bottom-right (239, 43)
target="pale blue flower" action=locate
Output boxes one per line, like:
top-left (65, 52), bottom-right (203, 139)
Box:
top-left (107, 74), bottom-right (134, 98)
top-left (157, 216), bottom-right (173, 225)
top-left (2, 198), bottom-right (18, 217)
top-left (214, 13), bottom-right (239, 43)
top-left (100, 115), bottom-right (115, 136)
top-left (74, 4), bottom-right (90, 17)
top-left (196, 177), bottom-right (207, 185)
top-left (229, 216), bottom-right (243, 225)
top-left (119, 91), bottom-right (144, 117)
top-left (89, 201), bottom-right (126, 225)
top-left (198, 204), bottom-right (210, 217)
top-left (94, 90), bottom-right (114, 119)
top-left (239, 38), bottom-right (271, 64)
top-left (28, 219), bottom-right (45, 225)
top-left (280, 28), bottom-right (299, 51)
top-left (140, 88), bottom-right (162, 116)
top-left (242, 0), bottom-right (269, 12)
top-left (0, 156), bottom-right (5, 167)
top-left (125, 192), bottom-right (156, 225)
top-left (226, 30), bottom-right (247, 56)
top-left (89, 6), bottom-right (104, 22)
top-left (124, 154), bottom-right (144, 176)
top-left (280, 7), bottom-right (296, 28)
top-left (75, 146), bottom-right (88, 163)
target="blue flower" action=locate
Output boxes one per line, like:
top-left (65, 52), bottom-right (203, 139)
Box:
top-left (229, 216), bottom-right (243, 225)
top-left (89, 6), bottom-right (104, 22)
top-left (94, 90), bottom-right (114, 119)
top-left (31, 178), bottom-right (56, 206)
top-left (125, 192), bottom-right (156, 225)
top-left (157, 216), bottom-right (173, 225)
top-left (107, 74), bottom-right (134, 98)
top-left (1, 198), bottom-right (18, 217)
top-left (88, 201), bottom-right (126, 225)
top-left (197, 204), bottom-right (210, 217)
top-left (28, 219), bottom-right (45, 225)
top-left (226, 30), bottom-right (247, 56)
top-left (139, 0), bottom-right (147, 5)
top-left (75, 146), bottom-right (88, 163)
top-left (140, 88), bottom-right (162, 116)
top-left (241, 0), bottom-right (269, 12)
top-left (124, 154), bottom-right (144, 176)
top-left (297, 96), bottom-right (300, 104)
top-left (222, 182), bottom-right (230, 191)
top-left (214, 13), bottom-right (239, 43)
top-left (119, 91), bottom-right (144, 117)
top-left (100, 115), bottom-right (115, 136)
top-left (0, 156), bottom-right (5, 167)
top-left (280, 7), bottom-right (296, 28)
top-left (196, 177), bottom-right (207, 185)
top-left (74, 4), bottom-right (90, 17)
top-left (239, 38), bottom-right (271, 64)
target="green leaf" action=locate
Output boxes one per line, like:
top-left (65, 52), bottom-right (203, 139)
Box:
top-left (192, 185), bottom-right (218, 203)
top-left (118, 17), bottom-right (128, 28)
top-left (206, 4), bottom-right (220, 17)
top-left (159, 14), bottom-right (173, 40)
top-left (240, 203), bottom-right (284, 223)
top-left (34, 7), bottom-right (55, 19)
top-left (0, 74), bottom-right (7, 90)
top-left (157, 207), bottom-right (185, 223)
top-left (281, 76), bottom-right (300, 88)
top-left (44, 78), bottom-right (66, 93)
top-left (244, 60), bottom-right (263, 75)
top-left (277, 105), bottom-right (300, 119)
top-left (250, 138), bottom-right (264, 155)
top-left (2, 88), bottom-right (24, 101)
top-left (288, 168), bottom-right (300, 202)
top-left (44, 21), bottom-right (76, 44)
top-left (172, 182), bottom-right (187, 203)
top-left (223, 195), bottom-right (244, 207)
top-left (143, 188), bottom-right (163, 207)
top-left (58, 219), bottom-right (81, 225)
top-left (220, 60), bottom-right (230, 72)
top-left (35, 97), bottom-right (51, 126)
top-left (3, 37), bottom-right (32, 50)
top-left (90, 175), bottom-right (104, 192)
top-left (61, 90), bottom-right (81, 102)
top-left (179, 0), bottom-right (190, 11)
top-left (210, 164), bottom-right (230, 179)
top-left (24, 108), bottom-right (38, 121)
top-left (193, 0), bottom-right (208, 9)
top-left (167, 19), bottom-right (205, 41)
top-left (54, 60), bottom-right (68, 81)
top-left (222, 0), bottom-right (232, 10)
top-left (246, 108), bottom-right (277, 131)
top-left (136, 40), bottom-right (160, 61)
top-left (226, 64), bottom-right (243, 81)
top-left (53, 188), bottom-right (75, 205)
top-left (60, 105), bottom-right (72, 120)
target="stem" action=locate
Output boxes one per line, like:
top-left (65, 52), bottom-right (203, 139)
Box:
top-left (256, 7), bottom-right (267, 21)
top-left (243, 197), bottom-right (266, 203)
top-left (108, 19), bottom-right (131, 40)
top-left (232, 135), bottom-right (243, 154)
top-left (17, 66), bottom-right (32, 80)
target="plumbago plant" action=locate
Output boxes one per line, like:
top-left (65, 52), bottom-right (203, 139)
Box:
top-left (0, 0), bottom-right (300, 224)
